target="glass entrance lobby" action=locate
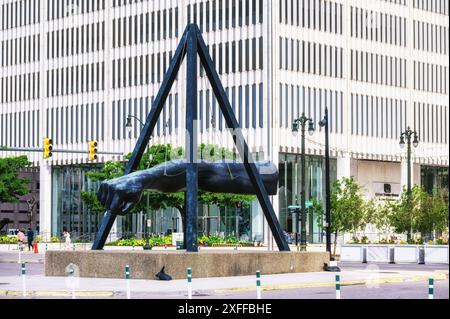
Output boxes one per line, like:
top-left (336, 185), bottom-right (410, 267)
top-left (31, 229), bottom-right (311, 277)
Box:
top-left (278, 153), bottom-right (337, 244)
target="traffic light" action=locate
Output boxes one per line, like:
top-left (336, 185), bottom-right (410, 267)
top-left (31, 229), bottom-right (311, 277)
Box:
top-left (43, 138), bottom-right (53, 159)
top-left (89, 140), bottom-right (98, 161)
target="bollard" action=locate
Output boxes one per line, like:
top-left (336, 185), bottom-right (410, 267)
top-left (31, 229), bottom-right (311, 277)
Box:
top-left (389, 246), bottom-right (395, 264)
top-left (33, 242), bottom-right (39, 254)
top-left (18, 245), bottom-right (22, 264)
top-left (428, 277), bottom-right (434, 299)
top-left (418, 247), bottom-right (425, 265)
top-left (69, 263), bottom-right (75, 299)
top-left (362, 247), bottom-right (367, 263)
top-left (335, 274), bottom-right (341, 299)
top-left (21, 263), bottom-right (27, 298)
top-left (125, 265), bottom-right (131, 299)
top-left (45, 243), bottom-right (48, 252)
top-left (187, 267), bottom-right (192, 299)
top-left (256, 271), bottom-right (262, 299)
top-left (72, 244), bottom-right (76, 251)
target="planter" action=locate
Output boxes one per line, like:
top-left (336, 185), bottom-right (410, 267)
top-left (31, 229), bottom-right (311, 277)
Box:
top-left (394, 245), bottom-right (419, 263)
top-left (424, 245), bottom-right (449, 264)
top-left (340, 245), bottom-right (363, 262)
top-left (366, 245), bottom-right (390, 262)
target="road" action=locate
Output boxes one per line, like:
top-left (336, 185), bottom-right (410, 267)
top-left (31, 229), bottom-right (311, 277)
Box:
top-left (109, 280), bottom-right (449, 299)
top-left (0, 251), bottom-right (448, 299)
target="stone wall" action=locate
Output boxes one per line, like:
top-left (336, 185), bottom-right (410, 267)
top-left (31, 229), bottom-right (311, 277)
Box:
top-left (45, 250), bottom-right (329, 279)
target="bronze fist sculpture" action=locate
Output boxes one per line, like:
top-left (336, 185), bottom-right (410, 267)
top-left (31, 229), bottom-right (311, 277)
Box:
top-left (97, 160), bottom-right (279, 216)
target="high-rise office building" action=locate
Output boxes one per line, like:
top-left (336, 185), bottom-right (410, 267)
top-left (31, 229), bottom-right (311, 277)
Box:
top-left (0, 0), bottom-right (448, 246)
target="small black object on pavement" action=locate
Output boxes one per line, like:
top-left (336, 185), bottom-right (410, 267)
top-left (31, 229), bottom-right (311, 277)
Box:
top-left (155, 266), bottom-right (173, 281)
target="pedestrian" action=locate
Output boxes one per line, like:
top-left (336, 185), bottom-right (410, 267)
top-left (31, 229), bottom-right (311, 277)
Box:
top-left (27, 228), bottom-right (35, 251)
top-left (17, 229), bottom-right (25, 251)
top-left (63, 230), bottom-right (71, 250)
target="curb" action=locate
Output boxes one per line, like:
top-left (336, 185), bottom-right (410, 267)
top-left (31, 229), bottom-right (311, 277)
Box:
top-left (215, 274), bottom-right (448, 293)
top-left (0, 290), bottom-right (114, 297)
top-left (0, 260), bottom-right (44, 264)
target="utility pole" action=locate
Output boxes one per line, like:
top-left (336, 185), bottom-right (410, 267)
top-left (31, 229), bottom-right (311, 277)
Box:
top-left (319, 108), bottom-right (332, 259)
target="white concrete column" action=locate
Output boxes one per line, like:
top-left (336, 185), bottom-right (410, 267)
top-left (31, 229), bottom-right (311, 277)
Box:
top-left (109, 216), bottom-right (121, 243)
top-left (263, 0), bottom-right (277, 252)
top-left (39, 162), bottom-right (52, 242)
top-left (401, 160), bottom-right (421, 191)
top-left (337, 155), bottom-right (356, 180)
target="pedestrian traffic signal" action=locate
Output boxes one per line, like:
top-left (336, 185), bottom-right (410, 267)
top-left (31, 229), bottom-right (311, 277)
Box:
top-left (89, 140), bottom-right (98, 161)
top-left (43, 138), bottom-right (53, 159)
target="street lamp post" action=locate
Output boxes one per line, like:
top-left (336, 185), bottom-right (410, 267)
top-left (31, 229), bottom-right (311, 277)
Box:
top-left (292, 113), bottom-right (315, 252)
top-left (126, 115), bottom-right (152, 250)
top-left (319, 108), bottom-right (332, 259)
top-left (399, 127), bottom-right (419, 241)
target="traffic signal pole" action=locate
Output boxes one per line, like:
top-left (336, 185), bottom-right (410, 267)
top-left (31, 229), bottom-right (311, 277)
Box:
top-left (0, 147), bottom-right (122, 155)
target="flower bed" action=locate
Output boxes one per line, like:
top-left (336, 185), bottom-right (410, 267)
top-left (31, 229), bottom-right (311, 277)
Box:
top-left (105, 236), bottom-right (172, 247)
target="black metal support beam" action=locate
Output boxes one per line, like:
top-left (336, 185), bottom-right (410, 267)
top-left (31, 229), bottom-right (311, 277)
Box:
top-left (92, 28), bottom-right (189, 250)
top-left (185, 27), bottom-right (199, 252)
top-left (92, 24), bottom-right (289, 252)
top-left (194, 25), bottom-right (290, 252)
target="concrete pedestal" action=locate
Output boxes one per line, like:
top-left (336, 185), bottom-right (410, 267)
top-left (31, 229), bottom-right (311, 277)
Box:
top-left (45, 250), bottom-right (329, 279)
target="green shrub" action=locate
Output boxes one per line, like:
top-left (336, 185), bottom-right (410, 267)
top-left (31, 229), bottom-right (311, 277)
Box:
top-left (105, 235), bottom-right (172, 247)
top-left (406, 238), bottom-right (424, 245)
top-left (0, 236), bottom-right (18, 244)
top-left (360, 236), bottom-right (369, 244)
top-left (50, 236), bottom-right (61, 243)
top-left (104, 235), bottom-right (253, 247)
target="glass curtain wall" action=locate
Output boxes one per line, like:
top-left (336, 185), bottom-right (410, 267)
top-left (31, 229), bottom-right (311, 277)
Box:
top-left (197, 202), bottom-right (263, 242)
top-left (421, 165), bottom-right (449, 193)
top-left (51, 165), bottom-right (103, 241)
top-left (278, 153), bottom-right (337, 244)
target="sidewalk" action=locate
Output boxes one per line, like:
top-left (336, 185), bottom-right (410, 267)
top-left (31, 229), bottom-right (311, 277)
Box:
top-left (0, 251), bottom-right (45, 264)
top-left (0, 265), bottom-right (448, 298)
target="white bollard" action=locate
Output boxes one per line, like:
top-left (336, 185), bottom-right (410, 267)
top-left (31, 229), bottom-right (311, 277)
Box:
top-left (335, 274), bottom-right (341, 299)
top-left (21, 263), bottom-right (27, 298)
top-left (187, 267), bottom-right (192, 299)
top-left (125, 265), bottom-right (131, 299)
top-left (18, 245), bottom-right (22, 264)
top-left (69, 263), bottom-right (76, 299)
top-left (428, 277), bottom-right (434, 299)
top-left (256, 270), bottom-right (262, 299)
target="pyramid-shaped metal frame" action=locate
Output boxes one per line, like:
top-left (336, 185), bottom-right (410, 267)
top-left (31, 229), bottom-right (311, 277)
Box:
top-left (92, 25), bottom-right (290, 252)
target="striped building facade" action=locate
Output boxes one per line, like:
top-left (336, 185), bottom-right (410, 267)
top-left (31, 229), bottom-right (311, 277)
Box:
top-left (0, 0), bottom-right (448, 245)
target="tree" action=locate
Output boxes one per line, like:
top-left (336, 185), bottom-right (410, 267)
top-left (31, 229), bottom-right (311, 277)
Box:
top-left (370, 199), bottom-right (396, 241)
top-left (414, 187), bottom-right (449, 241)
top-left (389, 188), bottom-right (413, 241)
top-left (329, 177), bottom-right (367, 256)
top-left (430, 188), bottom-right (449, 236)
top-left (0, 155), bottom-right (31, 204)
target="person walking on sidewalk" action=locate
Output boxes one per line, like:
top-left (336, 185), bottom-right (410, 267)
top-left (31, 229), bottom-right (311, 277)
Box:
top-left (63, 230), bottom-right (71, 250)
top-left (27, 228), bottom-right (35, 251)
top-left (17, 229), bottom-right (25, 251)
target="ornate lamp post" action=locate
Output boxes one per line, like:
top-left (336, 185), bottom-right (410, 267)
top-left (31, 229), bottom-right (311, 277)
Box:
top-left (292, 113), bottom-right (315, 251)
top-left (399, 127), bottom-right (419, 241)
top-left (126, 115), bottom-right (152, 250)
